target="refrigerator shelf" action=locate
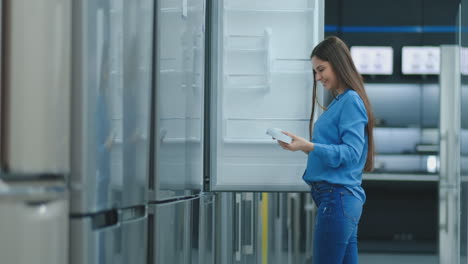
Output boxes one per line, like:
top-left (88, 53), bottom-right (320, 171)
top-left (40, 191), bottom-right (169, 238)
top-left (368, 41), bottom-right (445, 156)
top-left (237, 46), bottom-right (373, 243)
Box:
top-left (161, 138), bottom-right (201, 144)
top-left (223, 138), bottom-right (285, 144)
top-left (224, 118), bottom-right (310, 121)
top-left (226, 48), bottom-right (266, 53)
top-left (363, 173), bottom-right (439, 182)
top-left (224, 8), bottom-right (315, 14)
top-left (160, 8), bottom-right (182, 13)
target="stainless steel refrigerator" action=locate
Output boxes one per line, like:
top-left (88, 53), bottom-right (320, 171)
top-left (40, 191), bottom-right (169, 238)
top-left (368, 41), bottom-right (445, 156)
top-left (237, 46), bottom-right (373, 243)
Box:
top-left (150, 0), bottom-right (324, 262)
top-left (149, 0), bottom-right (212, 263)
top-left (69, 0), bottom-right (154, 263)
top-left (0, 0), bottom-right (71, 263)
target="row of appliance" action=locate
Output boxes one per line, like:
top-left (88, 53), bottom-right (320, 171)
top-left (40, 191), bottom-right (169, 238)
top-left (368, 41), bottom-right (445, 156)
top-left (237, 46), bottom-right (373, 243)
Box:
top-left (0, 0), bottom-right (324, 263)
top-left (1, 0), bottom-right (467, 262)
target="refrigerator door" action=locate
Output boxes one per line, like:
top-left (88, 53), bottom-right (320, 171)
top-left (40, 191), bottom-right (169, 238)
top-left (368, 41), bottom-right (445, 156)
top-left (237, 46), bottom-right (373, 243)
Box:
top-left (262, 192), bottom-right (315, 264)
top-left (121, 0), bottom-right (154, 209)
top-left (0, 181), bottom-right (69, 264)
top-left (1, 0), bottom-right (71, 174)
top-left (438, 45), bottom-right (462, 264)
top-left (196, 193), bottom-right (216, 264)
top-left (151, 197), bottom-right (199, 264)
top-left (215, 192), bottom-right (259, 264)
top-left (121, 207), bottom-right (147, 264)
top-left (154, 0), bottom-right (205, 200)
top-left (71, 0), bottom-right (153, 213)
top-left (463, 87), bottom-right (468, 176)
top-left (70, 211), bottom-right (122, 264)
top-left (209, 0), bottom-right (324, 192)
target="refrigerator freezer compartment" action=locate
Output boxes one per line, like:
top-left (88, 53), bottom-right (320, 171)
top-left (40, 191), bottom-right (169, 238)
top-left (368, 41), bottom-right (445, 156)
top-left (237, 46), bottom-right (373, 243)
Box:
top-left (70, 207), bottom-right (148, 264)
top-left (121, 213), bottom-right (147, 264)
top-left (151, 197), bottom-right (200, 264)
top-left (0, 183), bottom-right (69, 264)
top-left (70, 214), bottom-right (122, 264)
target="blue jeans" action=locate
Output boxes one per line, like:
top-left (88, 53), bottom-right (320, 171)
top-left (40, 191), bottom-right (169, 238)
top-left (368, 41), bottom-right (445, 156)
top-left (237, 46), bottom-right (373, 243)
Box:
top-left (309, 182), bottom-right (364, 264)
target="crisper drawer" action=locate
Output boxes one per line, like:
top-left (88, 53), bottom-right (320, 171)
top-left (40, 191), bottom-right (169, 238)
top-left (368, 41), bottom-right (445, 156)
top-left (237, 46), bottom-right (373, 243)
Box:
top-left (0, 181), bottom-right (69, 264)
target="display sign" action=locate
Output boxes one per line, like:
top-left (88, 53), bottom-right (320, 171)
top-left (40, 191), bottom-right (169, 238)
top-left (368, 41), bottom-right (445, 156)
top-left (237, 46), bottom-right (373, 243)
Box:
top-left (350, 46), bottom-right (393, 75)
top-left (401, 46), bottom-right (440, 75)
top-left (461, 47), bottom-right (468, 75)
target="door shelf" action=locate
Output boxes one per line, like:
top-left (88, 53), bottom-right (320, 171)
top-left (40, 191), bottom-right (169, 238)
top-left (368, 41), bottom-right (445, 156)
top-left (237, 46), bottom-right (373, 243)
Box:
top-left (224, 8), bottom-right (315, 14)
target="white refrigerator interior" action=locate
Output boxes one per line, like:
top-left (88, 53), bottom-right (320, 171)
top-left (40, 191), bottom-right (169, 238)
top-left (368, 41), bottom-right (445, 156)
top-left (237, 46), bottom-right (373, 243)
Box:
top-left (210, 0), bottom-right (324, 191)
top-left (155, 0), bottom-right (205, 199)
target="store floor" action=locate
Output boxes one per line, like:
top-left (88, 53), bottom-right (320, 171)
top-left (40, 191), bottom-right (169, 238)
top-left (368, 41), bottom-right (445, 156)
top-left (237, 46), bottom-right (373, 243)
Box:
top-left (360, 253), bottom-right (442, 264)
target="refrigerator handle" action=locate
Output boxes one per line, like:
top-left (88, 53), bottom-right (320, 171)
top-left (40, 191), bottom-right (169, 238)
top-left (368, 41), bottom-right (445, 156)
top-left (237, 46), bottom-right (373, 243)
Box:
top-left (234, 193), bottom-right (242, 261)
top-left (264, 28), bottom-right (272, 92)
top-left (0, 0), bottom-right (3, 169)
top-left (304, 194), bottom-right (316, 261)
top-left (242, 192), bottom-right (254, 255)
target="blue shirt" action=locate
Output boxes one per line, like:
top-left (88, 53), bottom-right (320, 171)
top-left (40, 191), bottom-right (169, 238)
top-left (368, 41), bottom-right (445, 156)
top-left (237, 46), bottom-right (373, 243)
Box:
top-left (303, 89), bottom-right (368, 202)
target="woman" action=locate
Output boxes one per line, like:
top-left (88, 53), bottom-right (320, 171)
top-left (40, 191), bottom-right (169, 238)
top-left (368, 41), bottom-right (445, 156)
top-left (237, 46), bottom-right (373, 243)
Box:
top-left (278, 36), bottom-right (375, 264)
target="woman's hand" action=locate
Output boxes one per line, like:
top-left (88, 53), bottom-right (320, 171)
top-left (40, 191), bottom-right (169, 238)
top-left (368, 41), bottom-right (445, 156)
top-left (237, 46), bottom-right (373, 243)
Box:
top-left (276, 131), bottom-right (314, 154)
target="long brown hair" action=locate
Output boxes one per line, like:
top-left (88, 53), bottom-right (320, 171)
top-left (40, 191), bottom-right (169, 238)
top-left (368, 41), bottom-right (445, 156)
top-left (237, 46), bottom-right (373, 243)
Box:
top-left (310, 36), bottom-right (375, 172)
